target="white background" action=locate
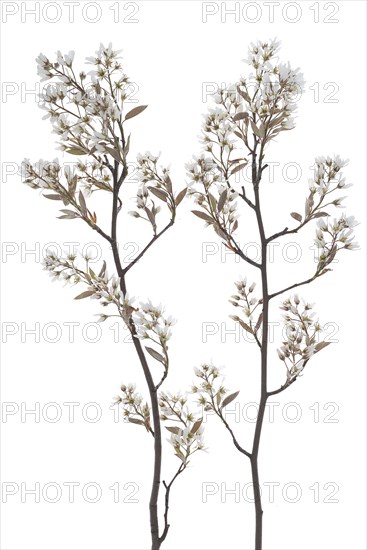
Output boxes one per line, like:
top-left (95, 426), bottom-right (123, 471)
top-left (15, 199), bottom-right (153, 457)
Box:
top-left (1, 1), bottom-right (366, 549)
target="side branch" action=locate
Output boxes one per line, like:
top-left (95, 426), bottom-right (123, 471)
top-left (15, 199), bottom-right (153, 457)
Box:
top-left (123, 219), bottom-right (175, 275)
top-left (266, 223), bottom-right (303, 243)
top-left (267, 378), bottom-right (296, 397)
top-left (269, 274), bottom-right (319, 300)
top-left (159, 463), bottom-right (186, 545)
top-left (228, 235), bottom-right (261, 269)
top-left (220, 414), bottom-right (252, 459)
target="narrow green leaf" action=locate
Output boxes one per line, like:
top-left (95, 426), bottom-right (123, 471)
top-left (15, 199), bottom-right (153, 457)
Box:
top-left (66, 147), bottom-right (86, 155)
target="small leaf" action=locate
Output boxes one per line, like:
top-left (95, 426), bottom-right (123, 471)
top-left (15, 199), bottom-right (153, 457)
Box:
top-left (148, 187), bottom-right (168, 202)
top-left (221, 391), bottom-right (240, 410)
top-left (233, 112), bottom-right (249, 122)
top-left (68, 175), bottom-right (78, 196)
top-left (315, 341), bottom-right (332, 352)
top-left (216, 392), bottom-right (222, 407)
top-left (175, 450), bottom-right (186, 462)
top-left (236, 86), bottom-right (251, 103)
top-left (165, 174), bottom-right (173, 194)
top-left (166, 426), bottom-right (181, 435)
top-left (44, 194), bottom-right (62, 200)
top-left (250, 119), bottom-right (261, 138)
top-left (145, 207), bottom-right (156, 228)
top-left (74, 290), bottom-right (94, 300)
top-left (217, 189), bottom-right (227, 213)
top-left (290, 212), bottom-right (303, 222)
top-left (124, 105), bottom-right (148, 121)
top-left (98, 260), bottom-right (107, 278)
top-left (79, 191), bottom-right (87, 216)
top-left (128, 418), bottom-right (144, 426)
top-left (175, 187), bottom-right (187, 206)
top-left (213, 224), bottom-right (228, 240)
top-left (255, 313), bottom-right (263, 333)
top-left (230, 162), bottom-right (248, 176)
top-left (124, 134), bottom-right (131, 156)
top-left (313, 212), bottom-right (329, 218)
top-left (57, 214), bottom-right (78, 220)
top-left (59, 209), bottom-right (79, 218)
top-left (238, 319), bottom-right (253, 334)
top-left (104, 146), bottom-right (121, 163)
top-left (191, 210), bottom-right (213, 224)
top-left (145, 346), bottom-right (165, 364)
top-left (328, 245), bottom-right (338, 263)
top-left (66, 147), bottom-right (86, 155)
top-left (190, 418), bottom-right (203, 435)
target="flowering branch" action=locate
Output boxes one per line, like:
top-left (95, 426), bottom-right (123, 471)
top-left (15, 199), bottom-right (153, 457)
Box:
top-left (192, 364), bottom-right (251, 458)
top-left (22, 43), bottom-right (196, 550)
top-left (187, 38), bottom-right (358, 550)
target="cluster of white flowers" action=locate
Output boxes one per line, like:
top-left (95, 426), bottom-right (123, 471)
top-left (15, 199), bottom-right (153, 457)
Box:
top-left (228, 277), bottom-right (263, 339)
top-left (42, 252), bottom-right (140, 325)
top-left (21, 158), bottom-right (61, 190)
top-left (159, 392), bottom-right (192, 421)
top-left (133, 300), bottom-right (176, 349)
top-left (243, 39), bottom-right (304, 128)
top-left (21, 157), bottom-right (115, 224)
top-left (277, 296), bottom-right (330, 382)
top-left (229, 278), bottom-right (259, 320)
top-left (42, 252), bottom-right (177, 360)
top-left (74, 159), bottom-right (112, 196)
top-left (113, 384), bottom-right (151, 432)
top-left (185, 155), bottom-right (219, 186)
top-left (315, 214), bottom-right (359, 273)
top-left (159, 392), bottom-right (205, 464)
top-left (310, 155), bottom-right (351, 197)
top-left (192, 364), bottom-right (229, 410)
top-left (36, 43), bottom-right (131, 159)
top-left (127, 152), bottom-right (180, 223)
top-left (136, 151), bottom-right (161, 182)
top-left (201, 107), bottom-right (236, 154)
top-left (186, 156), bottom-right (240, 242)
